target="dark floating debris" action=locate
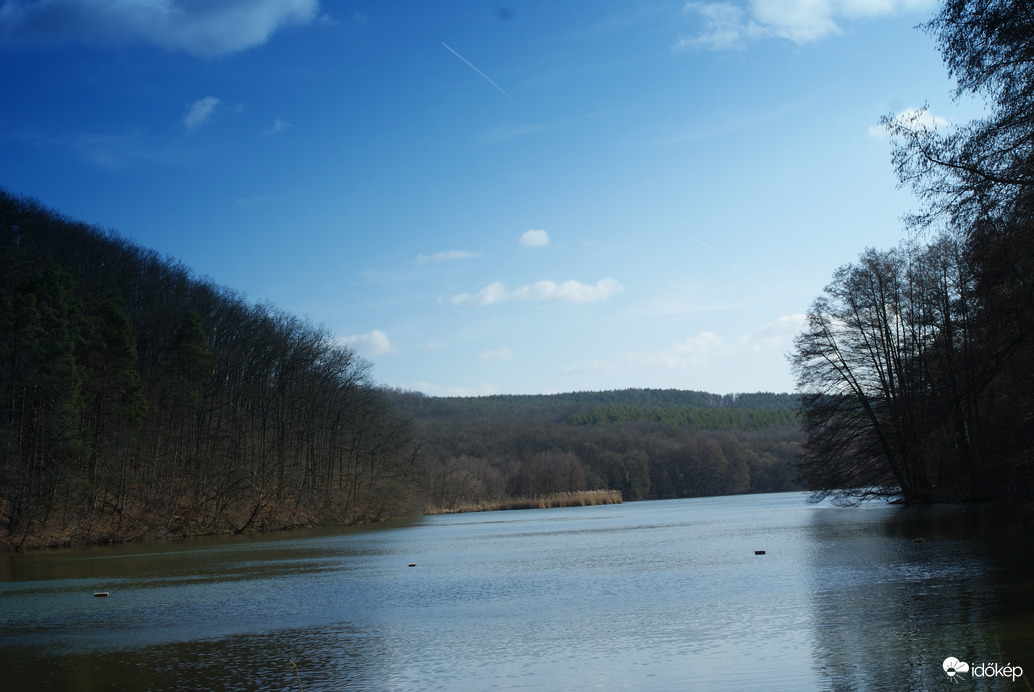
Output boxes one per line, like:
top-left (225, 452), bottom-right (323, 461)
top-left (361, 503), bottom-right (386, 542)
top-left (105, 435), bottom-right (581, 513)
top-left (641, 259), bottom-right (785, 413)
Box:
top-left (913, 538), bottom-right (927, 543)
top-left (754, 550), bottom-right (766, 555)
top-left (93, 592), bottom-right (109, 597)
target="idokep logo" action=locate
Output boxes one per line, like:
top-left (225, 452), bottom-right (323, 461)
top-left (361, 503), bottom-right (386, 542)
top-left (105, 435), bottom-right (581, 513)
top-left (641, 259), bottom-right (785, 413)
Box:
top-left (942, 656), bottom-right (1025, 683)
top-left (943, 657), bottom-right (969, 682)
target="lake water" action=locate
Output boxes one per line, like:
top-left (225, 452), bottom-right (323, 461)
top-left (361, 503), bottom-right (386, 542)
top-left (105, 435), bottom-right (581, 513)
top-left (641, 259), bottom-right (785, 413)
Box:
top-left (1, 492), bottom-right (1032, 691)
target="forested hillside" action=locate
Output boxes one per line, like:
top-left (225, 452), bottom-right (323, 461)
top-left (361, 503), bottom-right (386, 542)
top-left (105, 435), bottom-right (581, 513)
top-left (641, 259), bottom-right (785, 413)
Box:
top-left (386, 389), bottom-right (802, 510)
top-left (0, 190), bottom-right (424, 549)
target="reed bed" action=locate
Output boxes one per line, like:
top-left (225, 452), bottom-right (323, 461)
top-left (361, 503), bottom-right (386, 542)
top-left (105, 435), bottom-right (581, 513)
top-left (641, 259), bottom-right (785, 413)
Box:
top-left (426, 489), bottom-right (622, 515)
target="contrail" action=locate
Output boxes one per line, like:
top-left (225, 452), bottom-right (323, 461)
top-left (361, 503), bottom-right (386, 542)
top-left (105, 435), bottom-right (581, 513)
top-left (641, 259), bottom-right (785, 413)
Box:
top-left (441, 42), bottom-right (515, 102)
top-left (689, 234), bottom-right (763, 289)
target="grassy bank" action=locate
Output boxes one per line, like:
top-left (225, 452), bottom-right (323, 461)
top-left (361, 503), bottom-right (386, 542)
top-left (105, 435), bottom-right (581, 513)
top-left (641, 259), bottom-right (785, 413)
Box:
top-left (425, 489), bottom-right (622, 515)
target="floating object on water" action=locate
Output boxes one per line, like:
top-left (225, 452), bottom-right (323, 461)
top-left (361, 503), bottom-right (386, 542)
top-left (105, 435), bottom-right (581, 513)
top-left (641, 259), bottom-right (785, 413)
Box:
top-left (408, 563), bottom-right (416, 567)
top-left (754, 550), bottom-right (766, 555)
top-left (93, 592), bottom-right (109, 597)
top-left (913, 538), bottom-right (926, 543)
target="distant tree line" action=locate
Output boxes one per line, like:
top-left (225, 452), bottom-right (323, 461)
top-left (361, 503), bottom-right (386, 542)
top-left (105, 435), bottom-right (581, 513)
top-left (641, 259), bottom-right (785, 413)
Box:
top-left (396, 389), bottom-right (796, 417)
top-left (0, 190), bottom-right (424, 549)
top-left (385, 389), bottom-right (802, 509)
top-left (790, 0), bottom-right (1034, 507)
top-left (567, 403), bottom-right (797, 429)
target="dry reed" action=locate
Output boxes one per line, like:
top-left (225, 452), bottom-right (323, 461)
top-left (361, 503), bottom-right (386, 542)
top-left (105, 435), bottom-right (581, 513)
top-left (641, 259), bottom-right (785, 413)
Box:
top-left (426, 489), bottom-right (621, 515)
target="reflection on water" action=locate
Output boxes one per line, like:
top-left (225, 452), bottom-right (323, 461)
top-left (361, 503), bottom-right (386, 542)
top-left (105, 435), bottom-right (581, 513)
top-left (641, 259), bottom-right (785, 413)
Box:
top-left (0, 493), bottom-right (1031, 691)
top-left (807, 502), bottom-right (1034, 691)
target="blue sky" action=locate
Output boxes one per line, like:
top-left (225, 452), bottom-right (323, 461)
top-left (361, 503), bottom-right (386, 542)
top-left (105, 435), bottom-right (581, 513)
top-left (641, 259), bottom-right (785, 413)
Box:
top-left (0, 0), bottom-right (980, 396)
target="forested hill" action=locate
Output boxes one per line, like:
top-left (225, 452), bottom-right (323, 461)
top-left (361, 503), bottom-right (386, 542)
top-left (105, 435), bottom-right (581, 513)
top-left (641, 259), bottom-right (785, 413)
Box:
top-left (384, 388), bottom-right (803, 508)
top-left (1, 189), bottom-right (424, 549)
top-left (391, 388), bottom-right (798, 430)
top-left (392, 388), bottom-right (796, 417)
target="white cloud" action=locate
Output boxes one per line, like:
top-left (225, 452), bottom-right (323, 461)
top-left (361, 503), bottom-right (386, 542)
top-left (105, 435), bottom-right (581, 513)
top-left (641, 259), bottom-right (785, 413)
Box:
top-left (515, 278), bottom-right (625, 303)
top-left (868, 107), bottom-right (952, 139)
top-left (338, 329), bottom-right (392, 357)
top-left (409, 381), bottom-right (498, 397)
top-left (0, 0), bottom-right (319, 58)
top-left (751, 0), bottom-right (842, 43)
top-left (568, 332), bottom-right (726, 373)
top-left (564, 334), bottom-right (723, 375)
top-left (675, 3), bottom-right (762, 50)
top-left (519, 229), bottom-right (550, 247)
top-left (266, 118), bottom-right (292, 135)
top-left (741, 313), bottom-right (806, 350)
top-left (678, 0), bottom-right (937, 50)
top-left (449, 277), bottom-right (624, 306)
top-left (182, 96), bottom-right (222, 130)
top-left (670, 331), bottom-right (725, 364)
top-left (416, 250), bottom-right (481, 264)
top-left (566, 314), bottom-right (804, 375)
top-left (450, 281), bottom-right (510, 306)
top-left (479, 347), bottom-right (513, 362)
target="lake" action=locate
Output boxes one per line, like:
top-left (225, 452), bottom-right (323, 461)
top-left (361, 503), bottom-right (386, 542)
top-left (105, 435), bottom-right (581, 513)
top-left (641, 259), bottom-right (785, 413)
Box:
top-left (1, 492), bottom-right (1032, 691)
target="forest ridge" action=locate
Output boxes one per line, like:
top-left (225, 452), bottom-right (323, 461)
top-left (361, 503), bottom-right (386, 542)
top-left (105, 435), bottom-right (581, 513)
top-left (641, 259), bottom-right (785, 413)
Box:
top-left (387, 388), bottom-right (801, 510)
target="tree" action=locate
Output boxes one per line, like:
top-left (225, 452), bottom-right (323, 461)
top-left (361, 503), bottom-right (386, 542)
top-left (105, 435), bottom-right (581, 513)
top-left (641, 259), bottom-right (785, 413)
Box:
top-left (792, 0), bottom-right (1034, 507)
top-left (885, 0), bottom-right (1034, 227)
top-left (792, 249), bottom-right (914, 502)
top-left (0, 264), bottom-right (90, 542)
top-left (790, 240), bottom-right (981, 504)
top-left (882, 0), bottom-right (1034, 506)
